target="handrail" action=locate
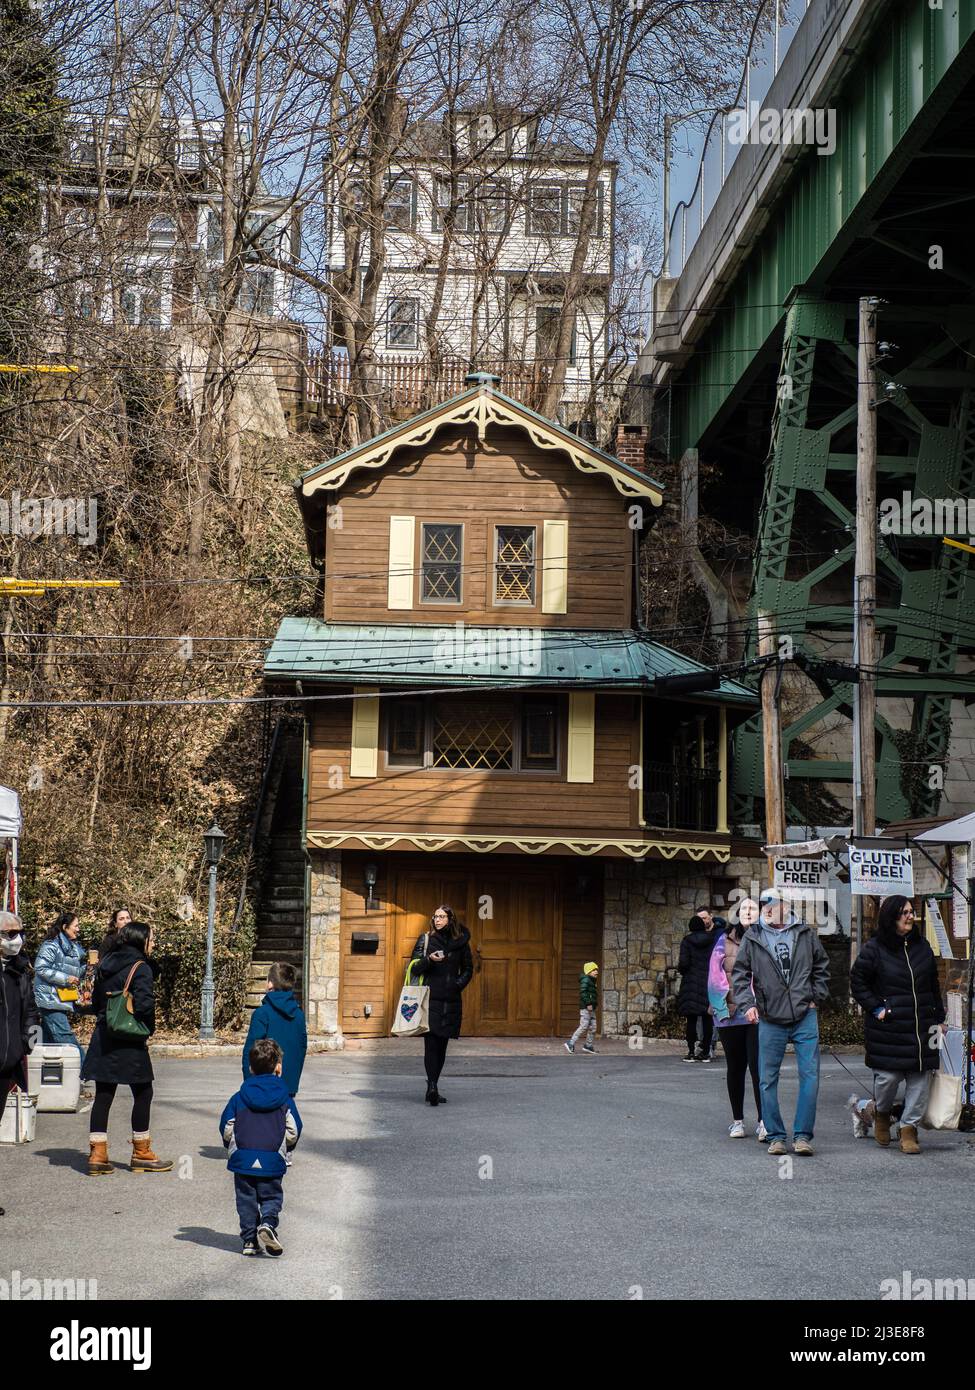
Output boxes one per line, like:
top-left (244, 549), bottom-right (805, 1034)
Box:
top-left (231, 714), bottom-right (282, 934)
top-left (643, 0), bottom-right (807, 338)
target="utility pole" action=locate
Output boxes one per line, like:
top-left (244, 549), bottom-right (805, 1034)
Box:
top-left (758, 610), bottom-right (786, 882)
top-left (853, 295), bottom-right (880, 961)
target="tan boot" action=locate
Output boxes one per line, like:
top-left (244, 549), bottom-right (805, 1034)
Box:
top-left (87, 1140), bottom-right (113, 1176)
top-left (130, 1136), bottom-right (174, 1173)
top-left (874, 1112), bottom-right (892, 1147)
top-left (899, 1124), bottom-right (921, 1155)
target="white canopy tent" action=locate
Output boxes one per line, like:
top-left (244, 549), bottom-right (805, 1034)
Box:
top-left (0, 785), bottom-right (22, 840)
top-left (0, 784), bottom-right (21, 914)
top-left (915, 811), bottom-right (975, 845)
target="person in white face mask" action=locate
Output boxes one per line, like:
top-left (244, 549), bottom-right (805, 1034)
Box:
top-left (0, 911), bottom-right (40, 1136)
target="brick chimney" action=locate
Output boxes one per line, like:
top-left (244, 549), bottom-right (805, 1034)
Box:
top-left (614, 423), bottom-right (648, 472)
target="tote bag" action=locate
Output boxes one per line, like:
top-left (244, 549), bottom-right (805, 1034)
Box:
top-left (922, 1069), bottom-right (963, 1131)
top-left (105, 962), bottom-right (151, 1041)
top-left (391, 936), bottom-right (430, 1037)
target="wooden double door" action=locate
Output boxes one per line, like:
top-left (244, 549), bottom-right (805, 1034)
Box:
top-left (388, 862), bottom-right (560, 1036)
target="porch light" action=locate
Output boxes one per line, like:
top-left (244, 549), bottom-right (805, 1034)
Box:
top-left (364, 861), bottom-right (379, 911)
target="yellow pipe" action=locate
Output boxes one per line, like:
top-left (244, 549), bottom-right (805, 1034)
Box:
top-left (0, 364), bottom-right (80, 374)
top-left (944, 537), bottom-right (975, 556)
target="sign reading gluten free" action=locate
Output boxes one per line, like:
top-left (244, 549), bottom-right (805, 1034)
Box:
top-left (773, 854), bottom-right (829, 890)
top-left (849, 846), bottom-right (914, 897)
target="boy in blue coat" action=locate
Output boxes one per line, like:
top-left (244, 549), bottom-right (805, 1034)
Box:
top-left (242, 962), bottom-right (307, 1097)
top-left (220, 1038), bottom-right (302, 1257)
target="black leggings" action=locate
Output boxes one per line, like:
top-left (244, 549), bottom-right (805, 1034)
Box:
top-left (719, 1024), bottom-right (762, 1122)
top-left (685, 1013), bottom-right (713, 1054)
top-left (423, 1033), bottom-right (450, 1086)
top-left (90, 1081), bottom-right (153, 1135)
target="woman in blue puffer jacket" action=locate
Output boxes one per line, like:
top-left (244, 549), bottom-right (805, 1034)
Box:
top-left (33, 910), bottom-right (88, 1063)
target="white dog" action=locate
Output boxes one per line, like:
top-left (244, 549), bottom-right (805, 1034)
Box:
top-left (847, 1093), bottom-right (903, 1140)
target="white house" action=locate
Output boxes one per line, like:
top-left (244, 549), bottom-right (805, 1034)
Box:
top-left (324, 109), bottom-right (616, 423)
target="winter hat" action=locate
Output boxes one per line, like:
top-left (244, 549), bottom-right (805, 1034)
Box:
top-left (583, 961), bottom-right (599, 975)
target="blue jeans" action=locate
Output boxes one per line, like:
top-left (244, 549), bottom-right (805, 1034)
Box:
top-left (39, 1009), bottom-right (85, 1066)
top-left (233, 1174), bottom-right (284, 1241)
top-left (758, 1007), bottom-right (820, 1143)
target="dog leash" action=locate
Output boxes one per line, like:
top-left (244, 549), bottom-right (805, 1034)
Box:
top-left (828, 1048), bottom-right (876, 1098)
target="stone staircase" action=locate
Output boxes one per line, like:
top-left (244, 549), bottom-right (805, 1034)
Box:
top-left (245, 736), bottom-right (305, 1016)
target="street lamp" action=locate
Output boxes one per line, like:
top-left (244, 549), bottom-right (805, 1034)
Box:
top-left (200, 820), bottom-right (226, 1041)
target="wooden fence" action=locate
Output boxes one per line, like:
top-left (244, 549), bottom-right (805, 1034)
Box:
top-left (304, 353), bottom-right (552, 414)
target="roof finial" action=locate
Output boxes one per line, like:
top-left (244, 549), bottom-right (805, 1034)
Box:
top-left (465, 370), bottom-right (500, 388)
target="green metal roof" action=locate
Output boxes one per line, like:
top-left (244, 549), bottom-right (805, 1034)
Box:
top-left (264, 618), bottom-right (757, 706)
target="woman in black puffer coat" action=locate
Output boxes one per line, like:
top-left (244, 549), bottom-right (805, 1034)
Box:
top-left (82, 921), bottom-right (173, 1176)
top-left (851, 895), bottom-right (946, 1154)
top-left (410, 904), bottom-right (473, 1106)
top-left (677, 910), bottom-right (719, 1061)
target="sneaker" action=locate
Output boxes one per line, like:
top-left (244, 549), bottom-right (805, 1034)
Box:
top-left (696, 1051), bottom-right (713, 1063)
top-left (241, 1239), bottom-right (259, 1257)
top-left (728, 1120), bottom-right (746, 1139)
top-left (756, 1121), bottom-right (769, 1143)
top-left (257, 1224), bottom-right (283, 1257)
top-left (767, 1140), bottom-right (788, 1156)
top-left (582, 1043), bottom-right (595, 1054)
top-left (793, 1138), bottom-right (815, 1156)
top-left (682, 1052), bottom-right (698, 1062)
top-left (564, 1041), bottom-right (575, 1054)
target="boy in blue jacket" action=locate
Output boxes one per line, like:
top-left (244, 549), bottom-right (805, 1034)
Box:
top-left (242, 962), bottom-right (307, 1097)
top-left (220, 1037), bottom-right (302, 1258)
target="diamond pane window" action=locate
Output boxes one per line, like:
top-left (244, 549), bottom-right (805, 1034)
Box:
top-left (433, 702), bottom-right (513, 770)
top-left (494, 525), bottom-right (535, 604)
top-left (421, 523), bottom-right (462, 603)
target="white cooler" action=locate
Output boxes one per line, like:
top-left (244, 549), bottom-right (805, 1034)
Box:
top-left (0, 1088), bottom-right (36, 1143)
top-left (27, 1044), bottom-right (82, 1112)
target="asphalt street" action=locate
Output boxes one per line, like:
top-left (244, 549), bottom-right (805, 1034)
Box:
top-left (3, 1045), bottom-right (974, 1300)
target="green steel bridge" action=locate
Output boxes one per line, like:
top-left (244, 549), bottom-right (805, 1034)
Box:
top-left (639, 0), bottom-right (975, 828)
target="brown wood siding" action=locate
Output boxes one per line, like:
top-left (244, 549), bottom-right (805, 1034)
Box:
top-left (336, 852), bottom-right (602, 1038)
top-left (339, 853), bottom-right (389, 1036)
top-left (559, 876), bottom-right (604, 1036)
top-left (323, 425), bottom-right (633, 629)
top-left (308, 692), bottom-right (639, 838)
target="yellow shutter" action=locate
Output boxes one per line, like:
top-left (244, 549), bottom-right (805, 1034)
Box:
top-left (350, 685), bottom-right (380, 778)
top-left (541, 519), bottom-right (568, 614)
top-left (567, 691), bottom-right (595, 783)
top-left (387, 515), bottom-right (415, 610)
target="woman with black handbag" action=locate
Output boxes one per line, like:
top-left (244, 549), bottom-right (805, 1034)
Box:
top-left (82, 920), bottom-right (173, 1176)
top-left (410, 905), bottom-right (473, 1106)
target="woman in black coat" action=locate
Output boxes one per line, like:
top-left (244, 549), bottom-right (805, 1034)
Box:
top-left (0, 912), bottom-right (39, 1123)
top-left (851, 895), bottom-right (946, 1154)
top-left (82, 921), bottom-right (173, 1176)
top-left (410, 904), bottom-right (473, 1106)
top-left (677, 909), bottom-right (718, 1061)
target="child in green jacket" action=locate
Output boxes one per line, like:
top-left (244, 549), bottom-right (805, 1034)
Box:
top-left (564, 962), bottom-right (599, 1054)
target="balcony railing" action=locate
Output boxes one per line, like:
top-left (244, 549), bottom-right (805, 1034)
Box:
top-left (304, 352), bottom-right (554, 413)
top-left (643, 760), bottom-right (720, 833)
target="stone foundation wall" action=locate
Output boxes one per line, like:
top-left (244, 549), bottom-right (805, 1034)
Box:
top-left (600, 854), bottom-right (760, 1036)
top-left (307, 850), bottom-right (343, 1042)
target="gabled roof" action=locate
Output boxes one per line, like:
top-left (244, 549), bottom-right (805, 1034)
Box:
top-left (264, 619), bottom-right (757, 708)
top-left (298, 373), bottom-right (665, 505)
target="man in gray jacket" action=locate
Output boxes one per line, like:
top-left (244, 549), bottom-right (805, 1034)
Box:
top-left (731, 889), bottom-right (830, 1156)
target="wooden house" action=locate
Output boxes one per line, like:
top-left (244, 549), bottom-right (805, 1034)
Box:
top-left (264, 373), bottom-right (760, 1039)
